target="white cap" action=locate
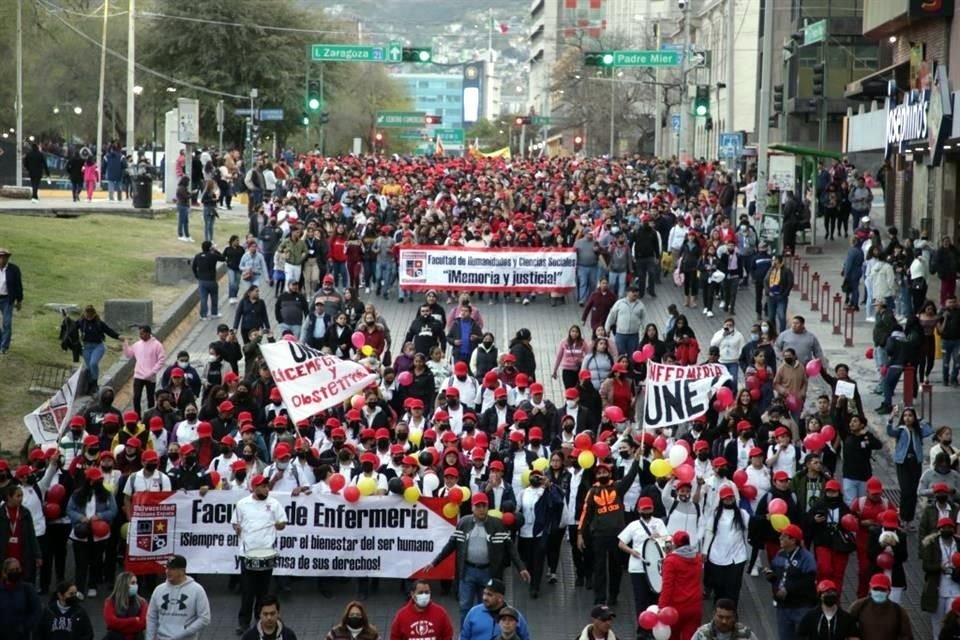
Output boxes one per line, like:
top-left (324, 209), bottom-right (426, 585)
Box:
top-left (860, 216), bottom-right (871, 224)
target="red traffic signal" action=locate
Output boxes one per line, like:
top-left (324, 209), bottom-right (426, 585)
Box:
top-left (374, 132), bottom-right (384, 142)
top-left (424, 114), bottom-right (443, 125)
top-left (573, 134), bottom-right (584, 152)
top-left (514, 116), bottom-right (531, 126)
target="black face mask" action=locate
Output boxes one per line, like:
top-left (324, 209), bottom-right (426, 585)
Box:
top-left (184, 455), bottom-right (197, 467)
top-left (530, 477), bottom-right (544, 487)
top-left (296, 452), bottom-right (307, 460)
top-left (597, 476), bottom-right (611, 485)
top-left (463, 423), bottom-right (476, 433)
top-left (144, 464), bottom-right (158, 473)
top-left (361, 462), bottom-right (374, 473)
top-left (235, 472), bottom-right (247, 483)
top-left (563, 423), bottom-right (574, 432)
top-left (221, 446), bottom-right (232, 455)
top-left (65, 596), bottom-right (79, 607)
top-left (936, 465), bottom-right (951, 474)
top-left (397, 432), bottom-right (408, 441)
top-left (346, 616), bottom-right (364, 628)
top-left (392, 455), bottom-right (404, 465)
top-left (510, 443), bottom-right (522, 452)
top-left (70, 428), bottom-right (83, 438)
top-left (102, 394), bottom-right (115, 406)
top-left (942, 531), bottom-right (955, 540)
top-left (339, 453), bottom-right (352, 462)
top-left (821, 594), bottom-right (838, 607)
top-left (619, 451), bottom-right (631, 459)
top-left (937, 494), bottom-right (949, 503)
top-left (697, 452), bottom-right (709, 461)
top-left (483, 341), bottom-right (493, 348)
top-left (235, 392), bottom-right (248, 402)
top-left (168, 453), bottom-right (180, 462)
top-left (333, 441), bottom-right (345, 450)
top-left (496, 399), bottom-right (507, 408)
top-left (185, 414), bottom-right (198, 421)
top-left (5, 570), bottom-right (21, 582)
top-left (722, 502), bottom-right (736, 509)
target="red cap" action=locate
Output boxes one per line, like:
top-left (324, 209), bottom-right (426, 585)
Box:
top-left (69, 415), bottom-right (86, 428)
top-left (817, 579), bottom-right (838, 594)
top-left (513, 409), bottom-right (528, 422)
top-left (218, 400), bottom-right (235, 413)
top-left (637, 497), bottom-right (654, 510)
top-left (423, 429), bottom-right (438, 441)
top-left (494, 387), bottom-right (507, 399)
top-left (97, 451), bottom-right (114, 462)
top-left (934, 482), bottom-right (952, 494)
top-left (273, 415), bottom-right (289, 427)
top-left (564, 388), bottom-right (579, 400)
top-left (220, 435), bottom-right (236, 447)
top-left (824, 479), bottom-right (841, 492)
top-left (269, 388), bottom-right (282, 402)
top-left (28, 448), bottom-right (44, 462)
top-left (463, 412), bottom-right (477, 423)
top-left (0, 460), bottom-right (8, 472)
top-left (82, 435), bottom-right (99, 448)
top-left (445, 387), bottom-right (460, 397)
top-left (434, 410), bottom-right (450, 422)
top-left (223, 371), bottom-right (240, 384)
top-left (360, 452), bottom-right (379, 466)
top-left (693, 440), bottom-right (710, 452)
top-left (240, 423), bottom-right (256, 433)
top-left (441, 432), bottom-right (457, 443)
top-left (471, 493), bottom-right (489, 505)
top-left (273, 445), bottom-right (292, 461)
top-left (125, 437), bottom-right (142, 449)
top-left (230, 459), bottom-right (247, 472)
top-left (515, 374), bottom-right (529, 388)
top-left (238, 411), bottom-right (254, 424)
top-left (141, 450), bottom-right (159, 463)
top-left (711, 457), bottom-right (728, 469)
top-left (390, 444), bottom-right (404, 455)
top-left (14, 465), bottom-right (30, 480)
top-left (196, 422), bottom-right (213, 438)
top-left (123, 410), bottom-right (139, 423)
top-left (502, 354), bottom-right (516, 363)
top-left (869, 573), bottom-right (891, 590)
top-left (611, 362), bottom-right (627, 374)
top-left (360, 428), bottom-right (376, 441)
top-left (773, 470), bottom-right (790, 482)
top-left (774, 426), bottom-right (790, 438)
top-left (867, 477), bottom-right (883, 494)
top-left (529, 382), bottom-right (544, 395)
top-left (409, 398), bottom-right (425, 409)
top-left (718, 485), bottom-right (735, 499)
top-left (103, 413), bottom-right (119, 425)
top-left (149, 416), bottom-right (165, 432)
top-left (509, 431), bottom-right (525, 443)
top-left (402, 455), bottom-right (419, 467)
top-left (471, 447), bottom-right (485, 460)
top-left (781, 524), bottom-right (804, 541)
top-left (251, 474), bottom-right (268, 488)
top-left (736, 420), bottom-right (752, 432)
top-left (578, 370), bottom-right (593, 381)
top-left (170, 367), bottom-right (184, 378)
top-left (346, 409), bottom-right (362, 422)
top-left (938, 517), bottom-right (957, 529)
top-left (85, 467), bottom-right (104, 482)
top-left (529, 427), bottom-right (543, 440)
top-left (375, 428), bottom-right (390, 440)
top-left (454, 362), bottom-right (468, 376)
top-left (672, 531), bottom-right (690, 547)
top-left (443, 467), bottom-right (459, 478)
top-left (749, 447), bottom-right (763, 458)
top-left (179, 443), bottom-right (195, 456)
top-left (489, 460), bottom-right (505, 472)
top-left (881, 511), bottom-right (900, 529)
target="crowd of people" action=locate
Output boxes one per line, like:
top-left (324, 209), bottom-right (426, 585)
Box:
top-left (2, 149), bottom-right (960, 640)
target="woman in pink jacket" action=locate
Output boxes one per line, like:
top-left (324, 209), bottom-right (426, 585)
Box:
top-left (552, 324), bottom-right (589, 389)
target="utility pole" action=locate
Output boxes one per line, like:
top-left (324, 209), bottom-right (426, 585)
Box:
top-left (95, 0), bottom-right (109, 169)
top-left (125, 0), bottom-right (135, 155)
top-left (519, 123), bottom-right (526, 160)
top-left (755, 0), bottom-right (775, 220)
top-left (726, 0), bottom-right (735, 141)
top-left (653, 22), bottom-right (662, 157)
top-left (15, 0), bottom-right (23, 187)
top-left (679, 5), bottom-right (692, 161)
top-left (609, 76), bottom-right (616, 157)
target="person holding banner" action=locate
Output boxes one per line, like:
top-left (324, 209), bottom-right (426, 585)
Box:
top-left (232, 474), bottom-right (287, 635)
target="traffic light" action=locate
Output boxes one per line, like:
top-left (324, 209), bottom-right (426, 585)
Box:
top-left (583, 52), bottom-right (614, 67)
top-left (424, 114), bottom-right (443, 125)
top-left (693, 85), bottom-right (709, 117)
top-left (812, 62), bottom-right (825, 99)
top-left (306, 78), bottom-right (321, 111)
top-left (514, 116), bottom-right (531, 126)
top-left (402, 47), bottom-right (432, 63)
top-left (772, 84), bottom-right (784, 114)
top-left (374, 131), bottom-right (384, 152)
top-left (705, 116), bottom-right (713, 131)
top-left (573, 134), bottom-right (584, 152)
top-left (319, 112), bottom-right (330, 125)
top-left (301, 112), bottom-right (309, 126)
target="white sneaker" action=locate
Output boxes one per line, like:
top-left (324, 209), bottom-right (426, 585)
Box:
top-left (750, 566), bottom-right (760, 577)
top-left (522, 297), bottom-right (530, 305)
top-left (719, 301), bottom-right (726, 309)
top-left (86, 588), bottom-right (97, 597)
top-left (31, 198), bottom-right (38, 203)
top-left (177, 236), bottom-right (185, 241)
top-left (706, 310), bottom-right (715, 318)
top-left (211, 313), bottom-right (222, 318)
top-left (866, 316), bottom-right (876, 322)
top-left (703, 307), bottom-right (709, 315)
top-left (185, 237), bottom-right (194, 242)
top-left (228, 297), bottom-right (237, 304)
top-left (365, 287), bottom-right (371, 294)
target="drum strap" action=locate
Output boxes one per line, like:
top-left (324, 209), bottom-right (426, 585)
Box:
top-left (636, 517), bottom-right (653, 543)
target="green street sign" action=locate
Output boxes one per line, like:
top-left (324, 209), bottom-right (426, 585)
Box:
top-left (804, 20), bottom-right (826, 46)
top-left (435, 128), bottom-right (465, 144)
top-left (375, 111), bottom-right (426, 128)
top-left (396, 130), bottom-right (425, 140)
top-left (386, 41), bottom-right (403, 63)
top-left (311, 44), bottom-right (385, 62)
top-left (611, 50), bottom-right (680, 67)
top-left (531, 116), bottom-right (552, 126)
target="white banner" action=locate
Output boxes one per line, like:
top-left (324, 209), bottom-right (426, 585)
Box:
top-left (23, 368), bottom-right (81, 446)
top-left (398, 246), bottom-right (577, 293)
top-left (126, 492), bottom-right (456, 578)
top-left (258, 341), bottom-right (378, 424)
top-left (642, 362), bottom-right (732, 428)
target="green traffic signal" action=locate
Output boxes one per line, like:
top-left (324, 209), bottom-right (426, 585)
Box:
top-left (402, 47), bottom-right (432, 63)
top-left (584, 51), bottom-right (614, 67)
top-left (307, 97), bottom-right (321, 111)
top-left (693, 85), bottom-right (710, 117)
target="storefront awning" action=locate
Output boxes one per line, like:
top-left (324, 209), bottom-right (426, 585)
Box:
top-left (845, 60), bottom-right (909, 99)
top-left (768, 143), bottom-right (842, 161)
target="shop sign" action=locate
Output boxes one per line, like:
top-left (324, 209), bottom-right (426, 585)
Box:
top-left (885, 82), bottom-right (928, 158)
top-left (925, 64), bottom-right (953, 167)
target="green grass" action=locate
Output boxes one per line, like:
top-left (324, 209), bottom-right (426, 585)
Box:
top-left (0, 211), bottom-right (247, 454)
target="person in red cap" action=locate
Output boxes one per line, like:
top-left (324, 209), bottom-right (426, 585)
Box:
top-left (447, 303), bottom-right (482, 366)
top-left (168, 443), bottom-right (212, 492)
top-left (796, 578), bottom-right (859, 640)
top-left (111, 411), bottom-right (152, 455)
top-left (920, 451), bottom-right (960, 503)
top-left (616, 495), bottom-right (668, 614)
top-left (478, 385), bottom-right (513, 435)
top-left (763, 522), bottom-right (816, 637)
top-left (441, 360), bottom-right (481, 412)
top-left (163, 364), bottom-right (197, 413)
top-left (263, 445), bottom-right (310, 496)
top-left (808, 478), bottom-right (854, 586)
top-left (67, 466), bottom-right (119, 598)
top-left (866, 509), bottom-right (908, 603)
top-left (702, 484), bottom-right (750, 607)
top-left (767, 425), bottom-right (801, 478)
top-left (497, 353), bottom-right (520, 388)
top-left (657, 530), bottom-right (704, 640)
top-left (558, 386), bottom-right (599, 435)
top-left (849, 477), bottom-right (890, 597)
top-left (59, 415), bottom-right (90, 467)
top-left (80, 386), bottom-right (123, 439)
top-left (848, 573), bottom-right (912, 639)
top-left (231, 473), bottom-right (287, 634)
top-left (921, 516), bottom-right (960, 636)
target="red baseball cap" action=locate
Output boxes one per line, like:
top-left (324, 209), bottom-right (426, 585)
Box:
top-left (251, 474), bottom-right (268, 488)
top-left (718, 485), bottom-right (735, 499)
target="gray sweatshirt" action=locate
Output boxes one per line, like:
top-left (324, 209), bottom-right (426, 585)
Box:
top-left (773, 329), bottom-right (823, 365)
top-left (605, 297), bottom-right (646, 336)
top-left (147, 577), bottom-right (211, 640)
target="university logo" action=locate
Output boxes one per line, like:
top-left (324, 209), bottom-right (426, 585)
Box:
top-left (136, 517), bottom-right (170, 554)
top-left (403, 251), bottom-right (427, 282)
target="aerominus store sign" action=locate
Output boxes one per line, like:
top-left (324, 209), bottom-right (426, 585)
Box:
top-left (125, 492), bottom-right (456, 579)
top-left (398, 245), bottom-right (577, 293)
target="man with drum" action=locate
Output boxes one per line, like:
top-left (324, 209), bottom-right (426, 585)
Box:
top-left (617, 496), bottom-right (669, 621)
top-left (231, 474), bottom-right (287, 635)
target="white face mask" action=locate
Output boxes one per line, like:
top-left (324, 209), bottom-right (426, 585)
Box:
top-left (566, 400), bottom-right (578, 410)
top-left (178, 360), bottom-right (190, 367)
top-left (414, 593), bottom-right (431, 608)
top-left (276, 461), bottom-right (289, 471)
top-left (208, 355), bottom-right (218, 363)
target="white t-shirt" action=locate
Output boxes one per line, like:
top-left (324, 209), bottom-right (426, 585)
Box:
top-left (618, 517), bottom-right (668, 573)
top-left (122, 470), bottom-right (172, 496)
top-left (519, 487), bottom-right (545, 538)
top-left (231, 494), bottom-right (287, 556)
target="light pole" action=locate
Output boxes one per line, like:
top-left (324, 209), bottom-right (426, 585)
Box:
top-left (125, 0), bottom-right (136, 155)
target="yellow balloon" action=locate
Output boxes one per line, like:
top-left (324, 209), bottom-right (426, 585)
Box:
top-left (488, 508), bottom-right (503, 519)
top-left (442, 502), bottom-right (460, 519)
top-left (403, 486), bottom-right (421, 503)
top-left (521, 469), bottom-right (531, 488)
top-left (357, 476), bottom-right (377, 497)
top-left (578, 451), bottom-right (596, 469)
top-left (459, 486), bottom-right (471, 503)
top-left (771, 514), bottom-right (791, 532)
top-left (408, 429), bottom-right (423, 445)
top-left (650, 459), bottom-right (673, 479)
top-left (361, 345), bottom-right (374, 357)
top-left (532, 457), bottom-right (549, 472)
top-left (120, 522), bottom-right (129, 541)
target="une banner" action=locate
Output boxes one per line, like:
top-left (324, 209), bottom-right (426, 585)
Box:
top-left (398, 245), bottom-right (577, 293)
top-left (125, 491), bottom-right (456, 579)
top-left (642, 362), bottom-right (732, 428)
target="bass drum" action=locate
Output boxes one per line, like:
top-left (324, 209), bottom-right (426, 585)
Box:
top-left (641, 538), bottom-right (666, 594)
top-left (242, 548), bottom-right (277, 572)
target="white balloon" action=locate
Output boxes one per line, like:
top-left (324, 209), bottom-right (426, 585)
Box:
top-left (652, 622), bottom-right (671, 640)
top-left (645, 605), bottom-right (660, 614)
top-left (668, 444), bottom-right (689, 467)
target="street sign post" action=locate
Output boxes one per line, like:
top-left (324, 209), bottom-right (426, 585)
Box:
top-left (435, 128), bottom-right (465, 144)
top-left (311, 44), bottom-right (385, 62)
top-left (804, 20), bottom-right (827, 46)
top-left (718, 131), bottom-right (744, 161)
top-left (611, 50), bottom-right (681, 67)
top-left (375, 111), bottom-right (426, 128)
top-left (259, 109), bottom-right (284, 121)
top-left (671, 114), bottom-right (681, 131)
top-left (689, 50), bottom-right (708, 68)
top-left (386, 41), bottom-right (403, 63)
top-left (531, 116), bottom-right (552, 126)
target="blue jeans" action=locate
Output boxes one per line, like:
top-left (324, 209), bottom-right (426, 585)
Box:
top-left (843, 478), bottom-right (867, 506)
top-left (277, 323), bottom-right (301, 339)
top-left (614, 333), bottom-right (639, 357)
top-left (203, 206), bottom-right (216, 243)
top-left (0, 297), bottom-right (13, 352)
top-left (898, 285), bottom-right (912, 318)
top-left (228, 268), bottom-right (240, 299)
top-left (458, 564), bottom-right (491, 624)
top-left (722, 362), bottom-right (739, 388)
top-left (944, 338), bottom-right (960, 383)
top-left (608, 271), bottom-right (627, 297)
top-left (376, 261), bottom-right (396, 295)
top-left (107, 180), bottom-right (123, 201)
top-left (577, 265), bottom-right (598, 304)
top-left (198, 280), bottom-right (218, 318)
top-left (776, 606), bottom-right (807, 640)
top-left (767, 296), bottom-right (789, 334)
top-left (81, 342), bottom-right (105, 384)
top-left (177, 205), bottom-right (190, 238)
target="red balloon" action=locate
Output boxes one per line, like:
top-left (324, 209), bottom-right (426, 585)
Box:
top-left (732, 469), bottom-right (748, 488)
top-left (397, 371), bottom-right (414, 386)
top-left (865, 347), bottom-right (875, 360)
top-left (674, 464), bottom-right (695, 484)
top-left (876, 551), bottom-right (894, 570)
top-left (952, 551), bottom-right (960, 569)
top-left (880, 366), bottom-right (888, 376)
top-left (712, 400), bottom-right (724, 412)
top-left (638, 611), bottom-right (659, 631)
top-left (658, 606), bottom-right (679, 627)
top-left (632, 350), bottom-right (647, 364)
top-left (401, 476), bottom-right (414, 489)
top-left (501, 512), bottom-right (517, 527)
top-left (745, 375), bottom-right (759, 390)
top-left (785, 393), bottom-right (802, 413)
top-left (328, 473), bottom-right (347, 494)
top-left (592, 442), bottom-right (611, 459)
top-left (840, 514), bottom-right (859, 533)
top-left (91, 519), bottom-right (110, 538)
top-left (208, 471), bottom-right (221, 489)
top-left (768, 498), bottom-right (788, 515)
top-left (47, 484), bottom-right (66, 503)
top-left (803, 433), bottom-right (825, 452)
top-left (641, 343), bottom-right (656, 359)
top-left (749, 388), bottom-right (761, 401)
top-left (652, 436), bottom-right (668, 453)
top-left (756, 368), bottom-right (768, 382)
top-left (43, 502), bottom-right (61, 520)
top-left (740, 484), bottom-right (758, 500)
top-left (821, 425), bottom-right (836, 443)
top-left (461, 436), bottom-right (476, 451)
top-left (715, 386), bottom-right (734, 409)
top-left (574, 433), bottom-right (593, 450)
top-left (343, 486), bottom-right (361, 503)
top-left (447, 487), bottom-right (463, 504)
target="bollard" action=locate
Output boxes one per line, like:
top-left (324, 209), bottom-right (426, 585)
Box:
top-left (921, 382), bottom-right (933, 422)
top-left (832, 293), bottom-right (842, 335)
top-left (903, 364), bottom-right (916, 407)
top-left (800, 263), bottom-right (810, 301)
top-left (820, 283), bottom-right (831, 323)
top-left (792, 254), bottom-right (802, 275)
top-left (810, 272), bottom-right (821, 312)
top-left (843, 305), bottom-right (854, 347)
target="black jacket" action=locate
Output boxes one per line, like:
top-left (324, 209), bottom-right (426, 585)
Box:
top-left (76, 318), bottom-right (119, 345)
top-left (222, 245), bottom-right (245, 271)
top-left (191, 250), bottom-right (223, 281)
top-left (509, 341), bottom-right (536, 379)
top-left (233, 298), bottom-right (270, 333)
top-left (405, 316), bottom-right (446, 357)
top-left (275, 291), bottom-right (309, 326)
top-left (0, 506), bottom-right (41, 583)
top-left (796, 605), bottom-right (860, 640)
top-left (432, 514), bottom-right (526, 580)
top-left (0, 581), bottom-right (41, 640)
top-left (0, 262), bottom-right (24, 303)
top-left (35, 601), bottom-right (94, 640)
top-left (66, 156), bottom-right (85, 183)
top-left (23, 149), bottom-right (49, 179)
top-left (841, 431), bottom-right (883, 481)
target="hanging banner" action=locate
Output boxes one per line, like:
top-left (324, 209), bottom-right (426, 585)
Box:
top-left (23, 367), bottom-right (81, 446)
top-left (258, 341), bottom-right (378, 424)
top-left (398, 246), bottom-right (577, 293)
top-left (642, 362), bottom-right (731, 428)
top-left (125, 491), bottom-right (456, 579)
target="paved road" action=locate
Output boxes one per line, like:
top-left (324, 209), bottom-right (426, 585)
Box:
top-left (77, 219), bottom-right (960, 640)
